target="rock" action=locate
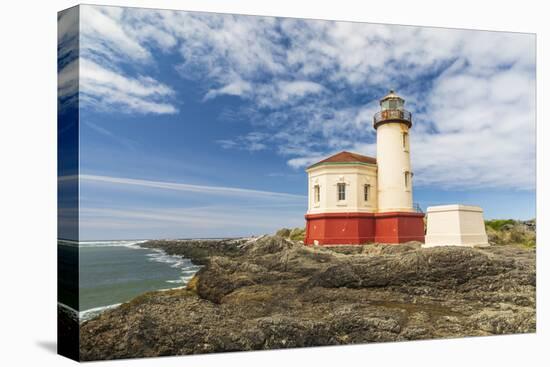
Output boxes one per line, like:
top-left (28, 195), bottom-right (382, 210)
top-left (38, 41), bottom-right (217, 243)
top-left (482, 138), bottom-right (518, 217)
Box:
top-left (140, 238), bottom-right (246, 265)
top-left (309, 246), bottom-right (515, 290)
top-left (80, 236), bottom-right (535, 361)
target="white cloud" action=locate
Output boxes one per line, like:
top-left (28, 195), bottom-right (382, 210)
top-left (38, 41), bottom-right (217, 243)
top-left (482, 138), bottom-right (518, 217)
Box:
top-left (79, 58), bottom-right (177, 114)
top-left (58, 8), bottom-right (79, 110)
top-left (204, 79), bottom-right (253, 100)
top-left (58, 58), bottom-right (78, 105)
top-left (67, 6), bottom-right (535, 190)
top-left (77, 173), bottom-right (306, 239)
top-left (79, 204), bottom-right (305, 239)
top-left (287, 155), bottom-right (326, 169)
top-left (56, 5), bottom-right (180, 114)
top-left (80, 206), bottom-right (299, 229)
top-left (80, 5), bottom-right (151, 63)
top-left (79, 174), bottom-right (305, 199)
top-left (217, 132), bottom-right (269, 152)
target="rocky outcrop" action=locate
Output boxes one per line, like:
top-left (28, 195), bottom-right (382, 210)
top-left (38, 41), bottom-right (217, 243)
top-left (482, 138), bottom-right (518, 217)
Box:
top-left (80, 236), bottom-right (535, 361)
top-left (139, 238), bottom-right (244, 265)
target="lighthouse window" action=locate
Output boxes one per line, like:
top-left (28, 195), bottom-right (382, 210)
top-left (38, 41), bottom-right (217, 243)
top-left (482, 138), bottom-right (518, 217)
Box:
top-left (314, 185), bottom-right (320, 203)
top-left (337, 183), bottom-right (346, 201)
top-left (402, 132), bottom-right (409, 150)
top-left (364, 184), bottom-right (370, 201)
top-left (404, 171), bottom-right (410, 188)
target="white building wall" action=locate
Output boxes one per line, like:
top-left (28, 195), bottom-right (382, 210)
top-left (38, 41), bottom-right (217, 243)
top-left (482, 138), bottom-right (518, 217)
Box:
top-left (424, 205), bottom-right (489, 247)
top-left (307, 164), bottom-right (378, 214)
top-left (376, 122), bottom-right (414, 212)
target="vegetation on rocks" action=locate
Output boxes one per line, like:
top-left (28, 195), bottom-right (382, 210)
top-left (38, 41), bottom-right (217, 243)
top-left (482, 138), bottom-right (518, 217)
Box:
top-left (79, 233), bottom-right (535, 361)
top-left (485, 219), bottom-right (536, 248)
top-left (275, 227), bottom-right (306, 241)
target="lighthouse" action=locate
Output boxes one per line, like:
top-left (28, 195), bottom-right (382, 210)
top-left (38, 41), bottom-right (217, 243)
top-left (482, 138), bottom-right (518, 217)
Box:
top-left (375, 90), bottom-right (414, 212)
top-left (304, 90), bottom-right (425, 245)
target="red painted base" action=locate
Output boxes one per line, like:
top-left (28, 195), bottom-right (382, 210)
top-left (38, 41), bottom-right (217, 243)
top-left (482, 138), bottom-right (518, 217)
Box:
top-left (305, 211), bottom-right (425, 245)
top-left (373, 212), bottom-right (426, 243)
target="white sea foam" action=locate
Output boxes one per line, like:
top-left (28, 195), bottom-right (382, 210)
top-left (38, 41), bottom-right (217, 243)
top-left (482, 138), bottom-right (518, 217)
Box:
top-left (78, 240), bottom-right (147, 249)
top-left (73, 240), bottom-right (203, 320)
top-left (166, 279), bottom-right (185, 284)
top-left (58, 239), bottom-right (80, 248)
top-left (145, 248), bottom-right (201, 271)
top-left (160, 285), bottom-right (186, 291)
top-left (165, 274), bottom-right (197, 284)
top-left (79, 303), bottom-right (122, 322)
top-left (58, 302), bottom-right (79, 316)
top-left (58, 302), bottom-right (123, 323)
top-left (144, 248), bottom-right (202, 287)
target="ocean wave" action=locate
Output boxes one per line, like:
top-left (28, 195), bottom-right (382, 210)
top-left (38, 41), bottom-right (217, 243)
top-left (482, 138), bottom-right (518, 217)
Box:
top-left (165, 274), bottom-right (196, 285)
top-left (57, 239), bottom-right (80, 248)
top-left (58, 302), bottom-right (79, 317)
top-left (64, 241), bottom-right (202, 321)
top-left (78, 240), bottom-right (148, 249)
top-left (145, 248), bottom-right (201, 271)
top-left (166, 279), bottom-right (185, 284)
top-left (79, 303), bottom-right (122, 322)
top-left (143, 248), bottom-right (202, 288)
top-left (58, 302), bottom-right (122, 323)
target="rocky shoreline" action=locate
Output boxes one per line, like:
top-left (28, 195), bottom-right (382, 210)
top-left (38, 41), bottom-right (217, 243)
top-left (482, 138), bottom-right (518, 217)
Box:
top-left (79, 236), bottom-right (536, 361)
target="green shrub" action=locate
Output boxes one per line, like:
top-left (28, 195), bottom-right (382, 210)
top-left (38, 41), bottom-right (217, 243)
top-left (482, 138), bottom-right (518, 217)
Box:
top-left (276, 228), bottom-right (291, 238)
top-left (485, 219), bottom-right (516, 231)
top-left (275, 227), bottom-right (305, 241)
top-left (485, 219), bottom-right (536, 248)
top-left (289, 227), bottom-right (306, 241)
top-left (523, 239), bottom-right (536, 248)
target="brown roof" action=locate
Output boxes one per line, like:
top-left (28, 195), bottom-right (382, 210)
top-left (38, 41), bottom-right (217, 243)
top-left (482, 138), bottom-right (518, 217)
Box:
top-left (307, 151), bottom-right (377, 169)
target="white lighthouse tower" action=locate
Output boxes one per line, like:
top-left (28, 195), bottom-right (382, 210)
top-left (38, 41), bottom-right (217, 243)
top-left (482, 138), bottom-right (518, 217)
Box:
top-left (374, 90), bottom-right (414, 212)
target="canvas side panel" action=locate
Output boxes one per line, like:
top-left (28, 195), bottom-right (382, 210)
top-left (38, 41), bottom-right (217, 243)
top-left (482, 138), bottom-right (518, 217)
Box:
top-left (57, 5), bottom-right (80, 362)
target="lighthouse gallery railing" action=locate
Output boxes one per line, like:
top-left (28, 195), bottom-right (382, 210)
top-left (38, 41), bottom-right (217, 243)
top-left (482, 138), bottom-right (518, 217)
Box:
top-left (373, 109), bottom-right (412, 125)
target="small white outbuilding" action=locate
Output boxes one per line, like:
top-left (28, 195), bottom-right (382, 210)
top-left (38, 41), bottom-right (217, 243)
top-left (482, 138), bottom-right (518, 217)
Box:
top-left (423, 204), bottom-right (489, 248)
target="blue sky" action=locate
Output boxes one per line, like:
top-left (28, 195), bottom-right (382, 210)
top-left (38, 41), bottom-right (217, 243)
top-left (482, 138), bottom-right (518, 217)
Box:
top-left (58, 5), bottom-right (536, 240)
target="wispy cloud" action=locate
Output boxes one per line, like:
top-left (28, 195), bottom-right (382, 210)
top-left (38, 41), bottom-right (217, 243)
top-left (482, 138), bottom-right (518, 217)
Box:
top-left (80, 206), bottom-right (301, 229)
top-left (67, 6), bottom-right (535, 190)
top-left (80, 5), bottom-right (152, 63)
top-left (77, 174), bottom-right (306, 239)
top-left (58, 9), bottom-right (79, 111)
top-left (166, 14), bottom-right (535, 190)
top-left (79, 58), bottom-right (177, 114)
top-left (83, 121), bottom-right (138, 151)
top-left (79, 174), bottom-right (305, 199)
top-left (217, 132), bottom-right (269, 152)
top-left (58, 6), bottom-right (179, 115)
top-left (79, 204), bottom-right (305, 239)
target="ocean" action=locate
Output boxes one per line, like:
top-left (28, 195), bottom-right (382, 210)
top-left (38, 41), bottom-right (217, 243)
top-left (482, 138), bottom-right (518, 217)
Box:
top-left (58, 240), bottom-right (201, 322)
